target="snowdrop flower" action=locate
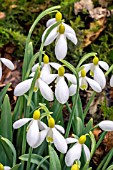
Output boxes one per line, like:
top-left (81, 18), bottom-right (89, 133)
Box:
top-left (84, 56), bottom-right (109, 89)
top-left (65, 135), bottom-right (90, 167)
top-left (38, 117), bottom-right (67, 153)
top-left (13, 110), bottom-right (48, 148)
top-left (14, 67), bottom-right (54, 101)
top-left (79, 68), bottom-right (102, 92)
top-left (110, 75), bottom-right (113, 87)
top-left (0, 163), bottom-right (11, 170)
top-left (44, 65), bottom-right (77, 104)
top-left (98, 120), bottom-right (113, 131)
top-left (0, 58), bottom-right (14, 80)
top-left (42, 12), bottom-right (77, 60)
top-left (32, 54), bottom-right (61, 75)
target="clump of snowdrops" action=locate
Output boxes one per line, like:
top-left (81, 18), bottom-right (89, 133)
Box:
top-left (0, 5), bottom-right (113, 170)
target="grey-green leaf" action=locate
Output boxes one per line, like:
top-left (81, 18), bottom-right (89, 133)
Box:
top-left (19, 154), bottom-right (49, 170)
top-left (49, 145), bottom-right (61, 170)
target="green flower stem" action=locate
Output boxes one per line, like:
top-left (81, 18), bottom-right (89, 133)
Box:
top-left (66, 102), bottom-right (72, 113)
top-left (22, 5), bottom-right (61, 80)
top-left (76, 52), bottom-right (97, 69)
top-left (96, 131), bottom-right (107, 150)
top-left (83, 91), bottom-right (96, 119)
top-left (65, 73), bottom-right (79, 138)
top-left (97, 148), bottom-right (113, 170)
top-left (55, 104), bottom-right (63, 123)
top-left (105, 64), bottom-right (113, 76)
top-left (102, 148), bottom-right (113, 170)
top-left (36, 156), bottom-right (49, 170)
top-left (26, 147), bottom-right (33, 170)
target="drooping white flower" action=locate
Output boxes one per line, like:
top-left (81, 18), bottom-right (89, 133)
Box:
top-left (0, 163), bottom-right (11, 170)
top-left (98, 120), bottom-right (113, 131)
top-left (65, 135), bottom-right (90, 167)
top-left (84, 56), bottom-right (109, 89)
top-left (13, 110), bottom-right (47, 148)
top-left (14, 67), bottom-right (54, 101)
top-left (0, 58), bottom-right (14, 80)
top-left (79, 68), bottom-right (102, 92)
top-left (36, 117), bottom-right (67, 154)
top-left (43, 64), bottom-right (77, 104)
top-left (32, 54), bottom-right (61, 76)
top-left (42, 12), bottom-right (77, 60)
top-left (110, 75), bottom-right (113, 87)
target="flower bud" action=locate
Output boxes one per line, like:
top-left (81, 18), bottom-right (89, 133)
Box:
top-left (71, 164), bottom-right (79, 170)
top-left (55, 12), bottom-right (62, 21)
top-left (58, 66), bottom-right (65, 76)
top-left (48, 117), bottom-right (55, 128)
top-left (93, 56), bottom-right (99, 65)
top-left (43, 54), bottom-right (49, 64)
top-left (79, 135), bottom-right (86, 144)
top-left (0, 163), bottom-right (4, 170)
top-left (33, 110), bottom-right (40, 120)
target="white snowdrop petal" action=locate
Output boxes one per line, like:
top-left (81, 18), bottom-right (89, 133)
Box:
top-left (46, 18), bottom-right (56, 27)
top-left (39, 121), bottom-right (48, 130)
top-left (34, 129), bottom-right (49, 148)
top-left (64, 23), bottom-right (76, 35)
top-left (41, 74), bottom-right (57, 85)
top-left (86, 77), bottom-right (102, 93)
top-left (41, 64), bottom-right (51, 75)
top-left (99, 61), bottom-right (109, 71)
top-left (29, 72), bottom-right (35, 77)
top-left (55, 77), bottom-right (69, 104)
top-left (32, 63), bottom-right (41, 72)
top-left (64, 73), bottom-right (77, 84)
top-left (69, 84), bottom-right (77, 96)
top-left (27, 120), bottom-right (40, 148)
top-left (14, 79), bottom-right (33, 96)
top-left (83, 144), bottom-right (90, 161)
top-left (55, 125), bottom-right (65, 134)
top-left (49, 62), bottom-right (61, 70)
top-left (42, 27), bottom-right (58, 46)
top-left (94, 66), bottom-right (106, 89)
top-left (66, 138), bottom-right (78, 144)
top-left (53, 128), bottom-right (67, 153)
top-left (38, 78), bottom-right (54, 101)
top-left (0, 62), bottom-right (2, 80)
top-left (65, 143), bottom-right (82, 167)
top-left (99, 120), bottom-right (113, 131)
top-left (66, 32), bottom-right (77, 45)
top-left (4, 166), bottom-right (11, 170)
top-left (0, 58), bottom-right (14, 70)
top-left (55, 34), bottom-right (67, 60)
top-left (83, 63), bottom-right (93, 73)
top-left (13, 118), bottom-right (32, 129)
top-left (110, 75), bottom-right (113, 87)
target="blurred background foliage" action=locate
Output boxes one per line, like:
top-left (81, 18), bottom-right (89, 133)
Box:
top-left (0, 0), bottom-right (113, 66)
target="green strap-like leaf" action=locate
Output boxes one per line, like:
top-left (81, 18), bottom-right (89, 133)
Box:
top-left (19, 154), bottom-right (49, 170)
top-left (0, 136), bottom-right (16, 166)
top-left (0, 94), bottom-right (12, 141)
top-left (11, 163), bottom-right (21, 170)
top-left (0, 83), bottom-right (11, 107)
top-left (49, 145), bottom-right (61, 170)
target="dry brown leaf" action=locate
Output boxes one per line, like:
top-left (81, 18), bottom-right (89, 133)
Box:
top-left (82, 17), bottom-right (106, 48)
top-left (89, 7), bottom-right (110, 20)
